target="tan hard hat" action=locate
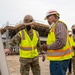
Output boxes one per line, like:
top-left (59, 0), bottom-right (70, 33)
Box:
top-left (23, 15), bottom-right (34, 25)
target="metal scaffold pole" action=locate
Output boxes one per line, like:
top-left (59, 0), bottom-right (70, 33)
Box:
top-left (0, 32), bottom-right (10, 75)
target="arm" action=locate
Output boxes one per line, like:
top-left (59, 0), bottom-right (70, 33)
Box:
top-left (36, 31), bottom-right (41, 51)
top-left (6, 32), bottom-right (21, 51)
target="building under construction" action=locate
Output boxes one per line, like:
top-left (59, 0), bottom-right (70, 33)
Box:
top-left (0, 21), bottom-right (72, 54)
top-left (0, 21), bottom-right (72, 75)
top-left (0, 21), bottom-right (50, 54)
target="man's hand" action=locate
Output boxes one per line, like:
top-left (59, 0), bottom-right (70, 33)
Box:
top-left (4, 49), bottom-right (10, 55)
top-left (40, 43), bottom-right (47, 51)
top-left (42, 54), bottom-right (46, 62)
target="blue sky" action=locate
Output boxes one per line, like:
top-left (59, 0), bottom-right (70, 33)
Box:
top-left (0, 0), bottom-right (75, 30)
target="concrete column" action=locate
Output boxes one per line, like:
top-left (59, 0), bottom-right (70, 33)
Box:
top-left (0, 70), bottom-right (1, 75)
top-left (6, 29), bottom-right (9, 48)
top-left (0, 32), bottom-right (10, 75)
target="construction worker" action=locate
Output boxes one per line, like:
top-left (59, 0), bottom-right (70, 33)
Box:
top-left (5, 15), bottom-right (41, 75)
top-left (41, 9), bottom-right (73, 75)
top-left (71, 25), bottom-right (75, 75)
top-left (67, 32), bottom-right (72, 75)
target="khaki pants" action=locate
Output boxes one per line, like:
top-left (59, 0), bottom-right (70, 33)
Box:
top-left (19, 57), bottom-right (41, 75)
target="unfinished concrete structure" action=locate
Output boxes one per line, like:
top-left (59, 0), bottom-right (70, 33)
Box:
top-left (0, 21), bottom-right (72, 54)
top-left (0, 22), bottom-right (50, 54)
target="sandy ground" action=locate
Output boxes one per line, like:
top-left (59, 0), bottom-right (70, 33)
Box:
top-left (6, 55), bottom-right (49, 75)
top-left (6, 55), bottom-right (74, 75)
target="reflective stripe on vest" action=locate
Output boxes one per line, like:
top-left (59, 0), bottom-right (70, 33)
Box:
top-left (47, 48), bottom-right (73, 57)
top-left (46, 20), bottom-right (73, 61)
top-left (20, 46), bottom-right (37, 51)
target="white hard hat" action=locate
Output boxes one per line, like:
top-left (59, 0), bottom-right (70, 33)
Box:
top-left (44, 9), bottom-right (60, 20)
top-left (68, 31), bottom-right (72, 35)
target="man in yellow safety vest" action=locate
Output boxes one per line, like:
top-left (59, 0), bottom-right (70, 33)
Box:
top-left (41, 9), bottom-right (73, 75)
top-left (5, 15), bottom-right (41, 75)
top-left (70, 25), bottom-right (75, 75)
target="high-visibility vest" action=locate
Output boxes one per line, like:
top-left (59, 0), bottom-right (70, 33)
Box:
top-left (46, 20), bottom-right (73, 61)
top-left (19, 29), bottom-right (39, 58)
top-left (68, 36), bottom-right (74, 56)
top-left (70, 36), bottom-right (75, 47)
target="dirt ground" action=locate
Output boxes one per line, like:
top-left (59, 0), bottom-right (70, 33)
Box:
top-left (6, 55), bottom-right (50, 75)
top-left (6, 55), bottom-right (74, 75)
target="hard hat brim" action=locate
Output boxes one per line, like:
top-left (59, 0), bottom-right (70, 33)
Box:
top-left (44, 17), bottom-right (47, 20)
top-left (23, 21), bottom-right (35, 25)
top-left (44, 14), bottom-right (50, 20)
